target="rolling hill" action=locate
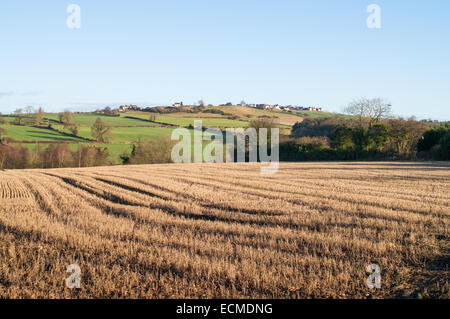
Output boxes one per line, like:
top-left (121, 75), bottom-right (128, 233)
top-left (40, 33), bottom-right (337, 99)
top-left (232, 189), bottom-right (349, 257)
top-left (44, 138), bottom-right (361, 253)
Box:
top-left (0, 106), bottom-right (339, 163)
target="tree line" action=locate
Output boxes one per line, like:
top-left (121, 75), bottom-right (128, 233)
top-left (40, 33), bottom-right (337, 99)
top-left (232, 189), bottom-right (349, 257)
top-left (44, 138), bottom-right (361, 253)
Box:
top-left (1, 108), bottom-right (114, 143)
top-left (281, 98), bottom-right (449, 161)
top-left (0, 143), bottom-right (110, 170)
top-left (1, 99), bottom-right (449, 169)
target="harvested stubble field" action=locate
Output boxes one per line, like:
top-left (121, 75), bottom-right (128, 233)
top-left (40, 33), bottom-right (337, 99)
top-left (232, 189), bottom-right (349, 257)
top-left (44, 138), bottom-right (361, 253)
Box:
top-left (0, 162), bottom-right (449, 299)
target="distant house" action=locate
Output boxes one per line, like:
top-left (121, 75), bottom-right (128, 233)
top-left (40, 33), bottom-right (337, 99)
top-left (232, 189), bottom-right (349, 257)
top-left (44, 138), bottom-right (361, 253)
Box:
top-left (173, 102), bottom-right (183, 107)
top-left (241, 103), bottom-right (324, 112)
top-left (118, 105), bottom-right (129, 112)
top-left (118, 104), bottom-right (144, 112)
top-left (289, 106), bottom-right (323, 112)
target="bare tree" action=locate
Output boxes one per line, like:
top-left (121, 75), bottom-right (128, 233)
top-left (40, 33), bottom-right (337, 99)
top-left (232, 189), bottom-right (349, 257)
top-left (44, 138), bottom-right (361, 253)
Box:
top-left (128, 135), bottom-right (174, 164)
top-left (248, 118), bottom-right (276, 150)
top-left (59, 110), bottom-right (74, 129)
top-left (69, 124), bottom-right (80, 136)
top-left (25, 106), bottom-right (34, 118)
top-left (0, 112), bottom-right (6, 124)
top-left (344, 97), bottom-right (392, 127)
top-left (0, 127), bottom-right (6, 140)
top-left (33, 107), bottom-right (45, 126)
top-left (91, 118), bottom-right (113, 142)
top-left (14, 108), bottom-right (24, 125)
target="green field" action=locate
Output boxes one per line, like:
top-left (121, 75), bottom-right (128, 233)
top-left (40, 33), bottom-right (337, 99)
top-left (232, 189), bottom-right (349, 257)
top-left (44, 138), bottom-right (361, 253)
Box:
top-left (128, 112), bottom-right (250, 128)
top-left (290, 110), bottom-right (351, 119)
top-left (54, 125), bottom-right (175, 143)
top-left (1, 106), bottom-right (339, 164)
top-left (43, 113), bottom-right (161, 127)
top-left (0, 107), bottom-right (317, 146)
top-left (0, 125), bottom-right (85, 142)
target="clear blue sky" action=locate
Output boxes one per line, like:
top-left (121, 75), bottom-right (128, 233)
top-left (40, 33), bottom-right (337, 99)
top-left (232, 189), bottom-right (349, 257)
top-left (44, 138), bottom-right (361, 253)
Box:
top-left (1, 0), bottom-right (449, 120)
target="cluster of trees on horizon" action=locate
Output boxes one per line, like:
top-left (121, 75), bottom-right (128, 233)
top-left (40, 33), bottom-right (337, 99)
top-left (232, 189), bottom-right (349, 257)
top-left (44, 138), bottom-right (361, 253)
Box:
top-left (281, 98), bottom-right (450, 161)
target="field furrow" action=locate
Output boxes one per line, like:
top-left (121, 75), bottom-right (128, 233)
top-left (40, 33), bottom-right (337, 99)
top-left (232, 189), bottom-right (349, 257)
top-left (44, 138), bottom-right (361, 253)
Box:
top-left (0, 162), bottom-right (449, 298)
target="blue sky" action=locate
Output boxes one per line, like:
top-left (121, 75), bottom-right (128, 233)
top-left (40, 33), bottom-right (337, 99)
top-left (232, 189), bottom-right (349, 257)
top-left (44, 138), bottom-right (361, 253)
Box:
top-left (0, 0), bottom-right (449, 120)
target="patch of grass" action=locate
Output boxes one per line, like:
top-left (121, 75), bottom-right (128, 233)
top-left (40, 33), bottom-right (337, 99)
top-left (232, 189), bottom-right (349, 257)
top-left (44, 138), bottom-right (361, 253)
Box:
top-left (43, 113), bottom-right (160, 127)
top-left (128, 112), bottom-right (250, 128)
top-left (56, 125), bottom-right (175, 143)
top-left (0, 125), bottom-right (85, 142)
top-left (290, 110), bottom-right (351, 119)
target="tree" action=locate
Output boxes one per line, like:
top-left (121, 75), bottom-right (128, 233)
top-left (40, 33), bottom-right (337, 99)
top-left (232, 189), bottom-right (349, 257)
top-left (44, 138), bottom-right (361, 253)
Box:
top-left (368, 124), bottom-right (390, 152)
top-left (14, 108), bottom-right (24, 125)
top-left (296, 136), bottom-right (328, 153)
top-left (248, 118), bottom-right (277, 157)
top-left (69, 124), bottom-right (80, 136)
top-left (292, 117), bottom-right (344, 138)
top-left (351, 126), bottom-right (374, 152)
top-left (33, 107), bottom-right (45, 126)
top-left (91, 118), bottom-right (113, 142)
top-left (127, 135), bottom-right (173, 164)
top-left (439, 132), bottom-right (450, 160)
top-left (0, 127), bottom-right (6, 140)
top-left (149, 114), bottom-right (157, 122)
top-left (418, 125), bottom-right (449, 152)
top-left (329, 125), bottom-right (353, 150)
top-left (249, 118), bottom-right (276, 131)
top-left (42, 144), bottom-right (73, 168)
top-left (344, 97), bottom-right (392, 128)
top-left (249, 118), bottom-right (276, 141)
top-left (75, 145), bottom-right (110, 167)
top-left (59, 110), bottom-right (74, 128)
top-left (0, 112), bottom-right (7, 124)
top-left (198, 100), bottom-right (205, 107)
top-left (388, 118), bottom-right (426, 158)
top-left (25, 106), bottom-right (34, 118)
top-left (0, 145), bottom-right (7, 169)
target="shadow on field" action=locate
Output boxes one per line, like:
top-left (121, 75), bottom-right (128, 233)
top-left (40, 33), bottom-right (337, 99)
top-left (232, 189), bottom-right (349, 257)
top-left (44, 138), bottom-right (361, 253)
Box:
top-left (27, 133), bottom-right (76, 142)
top-left (283, 162), bottom-right (450, 171)
top-left (394, 237), bottom-right (450, 299)
top-left (339, 162), bottom-right (450, 169)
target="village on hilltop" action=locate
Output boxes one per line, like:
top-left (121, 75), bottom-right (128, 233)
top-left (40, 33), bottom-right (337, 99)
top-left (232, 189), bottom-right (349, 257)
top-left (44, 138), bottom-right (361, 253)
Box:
top-left (112, 102), bottom-right (325, 114)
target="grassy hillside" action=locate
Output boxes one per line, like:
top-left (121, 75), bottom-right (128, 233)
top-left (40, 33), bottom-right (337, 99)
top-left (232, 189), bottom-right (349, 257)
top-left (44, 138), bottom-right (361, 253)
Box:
top-left (43, 113), bottom-right (160, 127)
top-left (1, 106), bottom-right (340, 164)
top-left (53, 125), bottom-right (175, 143)
top-left (0, 125), bottom-right (85, 143)
top-left (129, 113), bottom-right (250, 128)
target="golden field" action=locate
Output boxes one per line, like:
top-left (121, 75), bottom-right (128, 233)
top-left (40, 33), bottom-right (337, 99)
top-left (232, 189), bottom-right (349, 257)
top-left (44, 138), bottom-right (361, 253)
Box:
top-left (0, 162), bottom-right (449, 298)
